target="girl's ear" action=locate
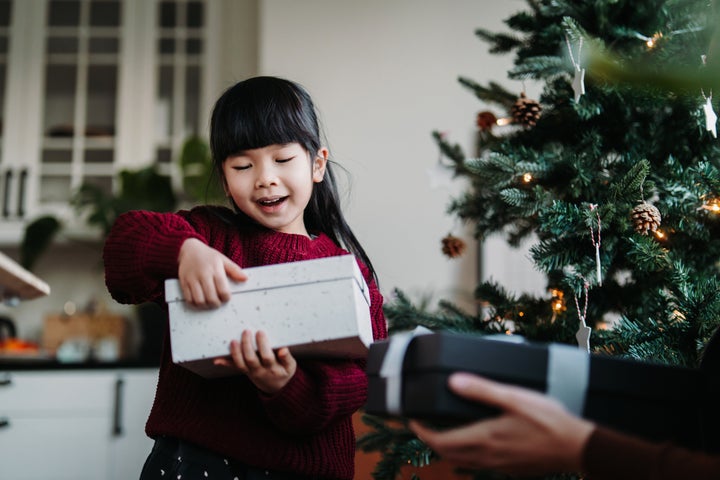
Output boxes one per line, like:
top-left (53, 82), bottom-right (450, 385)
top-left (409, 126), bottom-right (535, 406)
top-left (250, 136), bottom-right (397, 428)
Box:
top-left (312, 148), bottom-right (329, 183)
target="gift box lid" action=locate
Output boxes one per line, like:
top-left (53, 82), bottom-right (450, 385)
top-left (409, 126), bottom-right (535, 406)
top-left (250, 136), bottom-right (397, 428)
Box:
top-left (367, 331), bottom-right (701, 402)
top-left (165, 254), bottom-right (370, 305)
top-left (366, 331), bottom-right (705, 447)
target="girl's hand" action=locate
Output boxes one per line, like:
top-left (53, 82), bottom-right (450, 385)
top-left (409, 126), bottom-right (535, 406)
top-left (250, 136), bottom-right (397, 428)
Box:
top-left (178, 238), bottom-right (247, 308)
top-left (409, 373), bottom-right (596, 476)
top-left (218, 330), bottom-right (297, 394)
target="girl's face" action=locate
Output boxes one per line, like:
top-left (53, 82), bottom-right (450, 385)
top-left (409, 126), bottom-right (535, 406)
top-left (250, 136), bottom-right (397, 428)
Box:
top-left (222, 142), bottom-right (327, 236)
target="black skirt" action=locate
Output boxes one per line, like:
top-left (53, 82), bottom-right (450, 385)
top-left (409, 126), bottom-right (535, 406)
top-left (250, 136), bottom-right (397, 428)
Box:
top-left (139, 436), bottom-right (314, 480)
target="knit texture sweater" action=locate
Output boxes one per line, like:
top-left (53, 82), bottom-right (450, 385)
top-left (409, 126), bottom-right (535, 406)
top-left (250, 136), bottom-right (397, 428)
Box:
top-left (583, 426), bottom-right (720, 480)
top-left (103, 206), bottom-right (387, 480)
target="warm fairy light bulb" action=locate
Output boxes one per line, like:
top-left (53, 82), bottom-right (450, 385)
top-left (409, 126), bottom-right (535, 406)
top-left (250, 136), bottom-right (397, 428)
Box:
top-left (518, 311), bottom-right (525, 317)
top-left (496, 117), bottom-right (513, 126)
top-left (654, 229), bottom-right (667, 240)
top-left (522, 173), bottom-right (533, 183)
top-left (646, 32), bottom-right (663, 49)
top-left (701, 198), bottom-right (720, 213)
top-left (549, 288), bottom-right (566, 312)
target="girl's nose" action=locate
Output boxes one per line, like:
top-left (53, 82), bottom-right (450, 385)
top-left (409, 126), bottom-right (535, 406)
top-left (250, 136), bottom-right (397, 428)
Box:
top-left (255, 166), bottom-right (278, 188)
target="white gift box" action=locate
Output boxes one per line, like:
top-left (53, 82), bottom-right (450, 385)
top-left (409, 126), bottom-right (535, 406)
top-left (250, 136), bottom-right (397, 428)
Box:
top-left (165, 254), bottom-right (373, 378)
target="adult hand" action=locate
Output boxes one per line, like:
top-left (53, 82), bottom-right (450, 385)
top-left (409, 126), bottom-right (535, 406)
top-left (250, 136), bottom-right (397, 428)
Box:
top-left (409, 373), bottom-right (596, 476)
top-left (215, 330), bottom-right (297, 394)
top-left (178, 238), bottom-right (247, 308)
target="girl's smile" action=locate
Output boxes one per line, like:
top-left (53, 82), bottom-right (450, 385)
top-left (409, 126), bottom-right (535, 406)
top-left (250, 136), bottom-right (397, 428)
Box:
top-left (256, 195), bottom-right (288, 212)
top-left (223, 142), bottom-right (327, 236)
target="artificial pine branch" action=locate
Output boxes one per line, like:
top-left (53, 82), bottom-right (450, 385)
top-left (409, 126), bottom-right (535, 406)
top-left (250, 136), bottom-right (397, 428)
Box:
top-left (457, 78), bottom-right (518, 109)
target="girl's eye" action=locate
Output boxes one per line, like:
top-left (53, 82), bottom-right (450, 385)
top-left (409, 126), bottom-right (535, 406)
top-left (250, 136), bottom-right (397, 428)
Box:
top-left (232, 164), bottom-right (251, 171)
top-left (276, 157), bottom-right (294, 164)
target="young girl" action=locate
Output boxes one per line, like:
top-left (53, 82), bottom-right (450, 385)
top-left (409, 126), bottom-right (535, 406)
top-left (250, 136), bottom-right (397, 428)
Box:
top-left (103, 76), bottom-right (387, 480)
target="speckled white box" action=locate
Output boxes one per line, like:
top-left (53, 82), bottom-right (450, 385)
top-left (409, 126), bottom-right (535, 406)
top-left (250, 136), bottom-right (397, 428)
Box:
top-left (165, 255), bottom-right (373, 378)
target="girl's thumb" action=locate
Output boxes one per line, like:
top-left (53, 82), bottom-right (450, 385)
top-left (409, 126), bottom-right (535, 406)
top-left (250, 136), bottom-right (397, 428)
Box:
top-left (224, 258), bottom-right (248, 282)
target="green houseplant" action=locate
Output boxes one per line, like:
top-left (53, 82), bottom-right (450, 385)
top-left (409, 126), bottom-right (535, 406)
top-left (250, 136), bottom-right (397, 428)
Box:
top-left (20, 135), bottom-right (223, 270)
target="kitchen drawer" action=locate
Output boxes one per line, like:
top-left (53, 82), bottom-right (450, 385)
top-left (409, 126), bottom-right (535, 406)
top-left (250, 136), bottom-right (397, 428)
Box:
top-left (0, 368), bottom-right (158, 480)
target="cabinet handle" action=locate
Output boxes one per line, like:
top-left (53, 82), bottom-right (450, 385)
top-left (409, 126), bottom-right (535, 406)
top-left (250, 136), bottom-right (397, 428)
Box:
top-left (17, 169), bottom-right (27, 218)
top-left (112, 377), bottom-right (124, 436)
top-left (2, 170), bottom-right (11, 218)
top-left (0, 418), bottom-right (9, 429)
top-left (0, 375), bottom-right (11, 386)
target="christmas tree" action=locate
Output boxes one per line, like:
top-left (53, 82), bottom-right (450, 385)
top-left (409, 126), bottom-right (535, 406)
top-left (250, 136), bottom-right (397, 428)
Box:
top-left (359, 0), bottom-right (720, 478)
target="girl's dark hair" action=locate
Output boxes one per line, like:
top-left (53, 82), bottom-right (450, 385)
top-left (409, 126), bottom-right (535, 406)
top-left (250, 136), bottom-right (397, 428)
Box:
top-left (209, 76), bottom-right (377, 283)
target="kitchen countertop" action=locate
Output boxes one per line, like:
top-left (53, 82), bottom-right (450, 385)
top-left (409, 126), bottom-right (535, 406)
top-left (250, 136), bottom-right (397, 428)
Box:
top-left (0, 355), bottom-right (160, 370)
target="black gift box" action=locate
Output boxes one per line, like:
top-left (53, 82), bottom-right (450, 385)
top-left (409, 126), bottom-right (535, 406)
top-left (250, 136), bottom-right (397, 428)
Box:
top-left (366, 331), bottom-right (707, 450)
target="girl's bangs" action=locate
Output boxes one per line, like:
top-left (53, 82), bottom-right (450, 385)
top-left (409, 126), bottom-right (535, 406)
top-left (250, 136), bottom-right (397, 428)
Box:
top-left (212, 83), bottom-right (316, 161)
top-left (229, 109), bottom-right (308, 152)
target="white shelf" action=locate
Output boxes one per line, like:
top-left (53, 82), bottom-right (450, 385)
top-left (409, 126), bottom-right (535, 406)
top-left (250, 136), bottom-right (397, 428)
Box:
top-left (0, 250), bottom-right (50, 301)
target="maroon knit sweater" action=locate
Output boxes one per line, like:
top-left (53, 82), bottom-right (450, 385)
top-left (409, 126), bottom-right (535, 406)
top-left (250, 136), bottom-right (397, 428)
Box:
top-left (103, 206), bottom-right (387, 480)
top-left (583, 426), bottom-right (720, 480)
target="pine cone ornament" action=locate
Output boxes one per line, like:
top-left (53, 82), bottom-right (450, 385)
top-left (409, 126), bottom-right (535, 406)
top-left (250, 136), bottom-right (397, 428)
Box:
top-left (631, 202), bottom-right (662, 235)
top-left (476, 111), bottom-right (497, 131)
top-left (441, 233), bottom-right (467, 258)
top-left (511, 92), bottom-right (542, 127)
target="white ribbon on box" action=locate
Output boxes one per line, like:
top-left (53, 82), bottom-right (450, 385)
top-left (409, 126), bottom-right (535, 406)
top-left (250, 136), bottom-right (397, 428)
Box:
top-left (546, 343), bottom-right (590, 415)
top-left (378, 326), bottom-right (433, 415)
top-left (377, 330), bottom-right (590, 417)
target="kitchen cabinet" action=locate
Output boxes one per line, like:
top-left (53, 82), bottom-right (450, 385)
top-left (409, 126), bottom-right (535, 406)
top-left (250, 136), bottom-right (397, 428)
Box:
top-left (0, 367), bottom-right (158, 480)
top-left (0, 0), bottom-right (218, 243)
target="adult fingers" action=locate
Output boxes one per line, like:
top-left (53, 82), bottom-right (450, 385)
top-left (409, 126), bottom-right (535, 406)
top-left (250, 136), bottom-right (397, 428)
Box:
top-left (410, 418), bottom-right (494, 451)
top-left (448, 373), bottom-right (547, 415)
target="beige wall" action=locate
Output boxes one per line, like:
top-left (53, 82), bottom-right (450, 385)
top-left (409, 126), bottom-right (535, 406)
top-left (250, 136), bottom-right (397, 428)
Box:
top-left (255, 0), bottom-right (546, 310)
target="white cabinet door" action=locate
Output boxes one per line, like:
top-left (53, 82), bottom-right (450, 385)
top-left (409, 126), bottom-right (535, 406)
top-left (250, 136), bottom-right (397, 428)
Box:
top-left (0, 0), bottom-right (217, 244)
top-left (0, 368), bottom-right (160, 480)
top-left (0, 370), bottom-right (116, 480)
top-left (0, 416), bottom-right (112, 480)
top-left (0, 0), bottom-right (45, 242)
top-left (107, 368), bottom-right (158, 480)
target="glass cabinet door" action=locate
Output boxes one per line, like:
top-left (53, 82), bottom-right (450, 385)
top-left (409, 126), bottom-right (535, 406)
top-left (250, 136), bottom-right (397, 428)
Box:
top-left (155, 0), bottom-right (204, 185)
top-left (40, 0), bottom-right (121, 214)
top-left (0, 1), bottom-right (13, 220)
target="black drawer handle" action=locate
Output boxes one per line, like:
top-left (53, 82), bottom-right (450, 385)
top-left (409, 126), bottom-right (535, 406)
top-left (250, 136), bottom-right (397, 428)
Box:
top-left (0, 418), bottom-right (9, 429)
top-left (113, 377), bottom-right (124, 436)
top-left (17, 169), bottom-right (27, 218)
top-left (2, 170), bottom-right (11, 218)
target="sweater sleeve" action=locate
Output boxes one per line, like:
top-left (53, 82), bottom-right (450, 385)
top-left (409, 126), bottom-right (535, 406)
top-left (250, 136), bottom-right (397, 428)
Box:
top-left (259, 272), bottom-right (387, 435)
top-left (583, 425), bottom-right (720, 480)
top-left (103, 209), bottom-right (207, 305)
